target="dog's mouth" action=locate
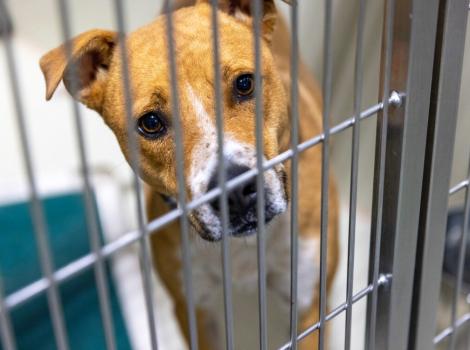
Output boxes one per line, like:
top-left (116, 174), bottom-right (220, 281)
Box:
top-left (190, 203), bottom-right (282, 242)
top-left (228, 208), bottom-right (278, 236)
top-left (190, 179), bottom-right (288, 242)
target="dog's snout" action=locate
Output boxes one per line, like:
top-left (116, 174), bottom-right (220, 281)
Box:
top-left (208, 164), bottom-right (257, 216)
top-left (226, 177), bottom-right (257, 216)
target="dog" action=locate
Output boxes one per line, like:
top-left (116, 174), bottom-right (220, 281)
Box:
top-left (40, 0), bottom-right (339, 348)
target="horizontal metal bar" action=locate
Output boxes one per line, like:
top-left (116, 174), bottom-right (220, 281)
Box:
top-left (4, 207), bottom-right (184, 309)
top-left (278, 275), bottom-right (391, 350)
top-left (433, 313), bottom-right (470, 344)
top-left (3, 99), bottom-right (393, 310)
top-left (188, 99), bottom-right (389, 208)
top-left (449, 179), bottom-right (469, 195)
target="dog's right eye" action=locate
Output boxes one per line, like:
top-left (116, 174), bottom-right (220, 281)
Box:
top-left (137, 112), bottom-right (167, 139)
top-left (233, 73), bottom-right (255, 101)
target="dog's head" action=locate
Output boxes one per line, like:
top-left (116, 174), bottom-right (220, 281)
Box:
top-left (40, 0), bottom-right (291, 241)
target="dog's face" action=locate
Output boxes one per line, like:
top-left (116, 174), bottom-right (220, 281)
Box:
top-left (40, 0), bottom-right (290, 241)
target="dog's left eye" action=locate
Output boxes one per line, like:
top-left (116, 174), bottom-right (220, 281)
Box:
top-left (233, 73), bottom-right (255, 101)
top-left (137, 112), bottom-right (166, 139)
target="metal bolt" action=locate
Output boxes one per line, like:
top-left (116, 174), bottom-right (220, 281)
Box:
top-left (389, 90), bottom-right (404, 108)
top-left (378, 273), bottom-right (392, 286)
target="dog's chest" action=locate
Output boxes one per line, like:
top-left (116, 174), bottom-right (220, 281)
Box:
top-left (189, 211), bottom-right (320, 313)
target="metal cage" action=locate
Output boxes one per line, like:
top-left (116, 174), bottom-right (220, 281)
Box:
top-left (0, 0), bottom-right (469, 349)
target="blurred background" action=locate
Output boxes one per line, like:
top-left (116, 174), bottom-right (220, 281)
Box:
top-left (0, 0), bottom-right (469, 349)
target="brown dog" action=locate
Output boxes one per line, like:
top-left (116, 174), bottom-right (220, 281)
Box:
top-left (40, 0), bottom-right (338, 348)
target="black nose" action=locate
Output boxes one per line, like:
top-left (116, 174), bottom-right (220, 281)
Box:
top-left (208, 164), bottom-right (257, 216)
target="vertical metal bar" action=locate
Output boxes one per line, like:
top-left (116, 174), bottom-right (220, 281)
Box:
top-left (163, 1), bottom-right (198, 349)
top-left (0, 278), bottom-right (16, 350)
top-left (366, 0), bottom-right (440, 349)
top-left (209, 2), bottom-right (234, 349)
top-left (365, 1), bottom-right (395, 349)
top-left (449, 166), bottom-right (470, 350)
top-left (447, 5), bottom-right (470, 350)
top-left (112, 1), bottom-right (159, 349)
top-left (409, 0), bottom-right (468, 348)
top-left (1, 2), bottom-right (70, 349)
top-left (344, 0), bottom-right (367, 349)
top-left (0, 7), bottom-right (16, 350)
top-left (55, 2), bottom-right (117, 349)
top-left (288, 0), bottom-right (300, 349)
top-left (318, 0), bottom-right (333, 348)
top-left (251, 1), bottom-right (268, 349)
top-left (0, 0), bottom-right (11, 37)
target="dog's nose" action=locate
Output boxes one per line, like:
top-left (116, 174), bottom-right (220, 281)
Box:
top-left (208, 164), bottom-right (257, 216)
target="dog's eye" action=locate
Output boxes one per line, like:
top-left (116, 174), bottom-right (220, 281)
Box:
top-left (137, 112), bottom-right (166, 139)
top-left (233, 73), bottom-right (255, 100)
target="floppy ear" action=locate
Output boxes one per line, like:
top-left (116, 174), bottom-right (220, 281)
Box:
top-left (196, 0), bottom-right (293, 44)
top-left (39, 29), bottom-right (117, 113)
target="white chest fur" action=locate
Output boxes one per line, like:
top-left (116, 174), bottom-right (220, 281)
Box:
top-left (188, 210), bottom-right (320, 314)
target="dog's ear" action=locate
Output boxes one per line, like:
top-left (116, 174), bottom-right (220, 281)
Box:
top-left (39, 29), bottom-right (117, 112)
top-left (196, 0), bottom-right (292, 43)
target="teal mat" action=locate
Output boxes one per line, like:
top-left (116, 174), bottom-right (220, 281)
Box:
top-left (0, 192), bottom-right (132, 350)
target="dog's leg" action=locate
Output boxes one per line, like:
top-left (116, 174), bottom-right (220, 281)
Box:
top-left (172, 297), bottom-right (218, 350)
top-left (298, 294), bottom-right (320, 350)
top-left (293, 142), bottom-right (340, 350)
top-left (155, 256), bottom-right (218, 350)
top-left (147, 190), bottom-right (218, 350)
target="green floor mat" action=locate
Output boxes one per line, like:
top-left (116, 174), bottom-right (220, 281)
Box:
top-left (0, 192), bottom-right (132, 350)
